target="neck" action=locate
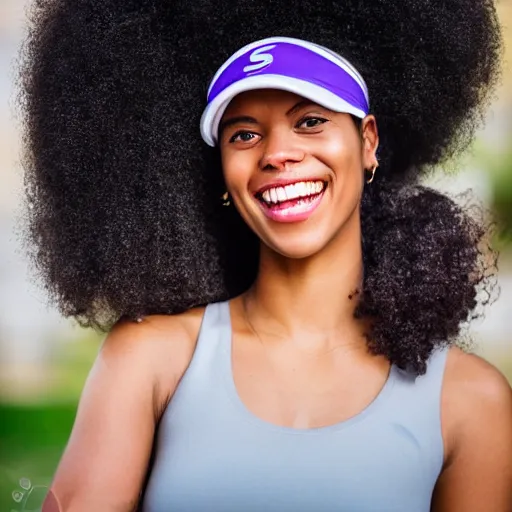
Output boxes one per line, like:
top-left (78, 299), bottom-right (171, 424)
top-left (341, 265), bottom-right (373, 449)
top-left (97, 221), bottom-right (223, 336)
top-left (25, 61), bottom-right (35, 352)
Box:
top-left (244, 213), bottom-right (367, 348)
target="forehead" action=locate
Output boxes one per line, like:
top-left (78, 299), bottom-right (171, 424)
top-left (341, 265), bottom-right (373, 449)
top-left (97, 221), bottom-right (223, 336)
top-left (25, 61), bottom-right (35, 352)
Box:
top-left (224, 89), bottom-right (308, 114)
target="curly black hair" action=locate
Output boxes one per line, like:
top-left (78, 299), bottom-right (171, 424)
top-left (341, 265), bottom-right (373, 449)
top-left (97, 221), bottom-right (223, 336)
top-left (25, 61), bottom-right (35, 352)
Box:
top-left (18, 0), bottom-right (502, 374)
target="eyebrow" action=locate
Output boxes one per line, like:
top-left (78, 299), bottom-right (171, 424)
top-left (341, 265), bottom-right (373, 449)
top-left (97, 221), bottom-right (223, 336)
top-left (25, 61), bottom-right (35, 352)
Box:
top-left (218, 100), bottom-right (318, 138)
top-left (218, 116), bottom-right (258, 138)
top-left (286, 99), bottom-right (316, 116)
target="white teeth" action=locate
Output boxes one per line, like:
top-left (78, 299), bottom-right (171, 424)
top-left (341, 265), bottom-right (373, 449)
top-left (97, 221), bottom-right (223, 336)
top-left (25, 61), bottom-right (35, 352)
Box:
top-left (260, 180), bottom-right (325, 205)
top-left (295, 182), bottom-right (308, 197)
top-left (276, 188), bottom-right (287, 202)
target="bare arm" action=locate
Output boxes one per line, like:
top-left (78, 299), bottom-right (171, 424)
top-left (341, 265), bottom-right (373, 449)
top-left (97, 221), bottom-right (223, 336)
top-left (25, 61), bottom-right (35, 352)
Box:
top-left (43, 311), bottom-right (202, 512)
top-left (432, 348), bottom-right (512, 512)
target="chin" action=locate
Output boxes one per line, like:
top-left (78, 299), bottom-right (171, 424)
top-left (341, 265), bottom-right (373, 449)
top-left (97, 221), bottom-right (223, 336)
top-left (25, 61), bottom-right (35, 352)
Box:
top-left (262, 229), bottom-right (331, 260)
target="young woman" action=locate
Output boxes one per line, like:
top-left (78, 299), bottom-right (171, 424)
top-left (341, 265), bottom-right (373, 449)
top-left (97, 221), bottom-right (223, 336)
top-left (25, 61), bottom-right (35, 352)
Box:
top-left (19, 0), bottom-right (511, 511)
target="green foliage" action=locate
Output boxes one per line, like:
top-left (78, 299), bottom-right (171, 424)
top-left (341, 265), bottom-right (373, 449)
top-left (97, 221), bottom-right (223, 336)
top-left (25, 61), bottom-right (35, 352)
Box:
top-left (477, 143), bottom-right (512, 246)
top-left (0, 403), bottom-right (76, 511)
top-left (0, 329), bottom-right (100, 510)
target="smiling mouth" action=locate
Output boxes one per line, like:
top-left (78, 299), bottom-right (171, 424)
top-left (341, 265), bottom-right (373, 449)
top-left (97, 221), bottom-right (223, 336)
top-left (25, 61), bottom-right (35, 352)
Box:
top-left (255, 180), bottom-right (328, 222)
top-left (256, 180), bottom-right (327, 206)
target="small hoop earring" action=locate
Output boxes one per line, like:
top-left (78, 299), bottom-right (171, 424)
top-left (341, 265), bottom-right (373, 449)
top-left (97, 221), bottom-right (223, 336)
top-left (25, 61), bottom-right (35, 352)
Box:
top-left (366, 164), bottom-right (378, 184)
top-left (221, 191), bottom-right (231, 207)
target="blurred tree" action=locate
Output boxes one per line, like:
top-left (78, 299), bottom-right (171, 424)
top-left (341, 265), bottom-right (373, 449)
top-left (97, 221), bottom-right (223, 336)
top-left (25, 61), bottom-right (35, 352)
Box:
top-left (492, 153), bottom-right (512, 244)
top-left (479, 143), bottom-right (512, 247)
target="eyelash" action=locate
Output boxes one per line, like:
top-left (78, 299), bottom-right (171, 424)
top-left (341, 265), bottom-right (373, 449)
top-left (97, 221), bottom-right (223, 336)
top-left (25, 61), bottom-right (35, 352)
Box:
top-left (228, 116), bottom-right (328, 144)
top-left (298, 116), bottom-right (328, 129)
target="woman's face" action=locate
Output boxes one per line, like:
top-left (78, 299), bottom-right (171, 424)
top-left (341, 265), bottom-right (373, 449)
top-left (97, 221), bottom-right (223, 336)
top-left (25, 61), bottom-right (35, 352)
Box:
top-left (219, 89), bottom-right (379, 259)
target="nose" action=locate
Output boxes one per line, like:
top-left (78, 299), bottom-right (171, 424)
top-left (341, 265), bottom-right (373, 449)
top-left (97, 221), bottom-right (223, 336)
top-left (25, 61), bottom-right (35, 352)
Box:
top-left (259, 129), bottom-right (305, 171)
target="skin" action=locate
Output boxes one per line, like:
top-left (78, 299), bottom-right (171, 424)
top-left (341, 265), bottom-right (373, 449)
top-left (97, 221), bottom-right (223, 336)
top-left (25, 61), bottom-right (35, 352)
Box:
top-left (44, 90), bottom-right (512, 512)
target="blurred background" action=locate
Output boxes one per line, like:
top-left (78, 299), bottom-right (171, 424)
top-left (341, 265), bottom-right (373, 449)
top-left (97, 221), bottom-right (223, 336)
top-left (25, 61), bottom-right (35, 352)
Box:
top-left (0, 0), bottom-right (511, 510)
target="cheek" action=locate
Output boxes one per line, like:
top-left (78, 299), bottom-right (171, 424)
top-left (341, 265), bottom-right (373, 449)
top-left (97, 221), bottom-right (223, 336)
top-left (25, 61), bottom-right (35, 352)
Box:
top-left (319, 134), bottom-right (363, 183)
top-left (221, 150), bottom-right (254, 192)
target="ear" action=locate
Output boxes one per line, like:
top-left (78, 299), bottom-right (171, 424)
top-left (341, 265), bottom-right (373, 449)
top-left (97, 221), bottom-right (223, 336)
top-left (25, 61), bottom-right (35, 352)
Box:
top-left (361, 115), bottom-right (379, 170)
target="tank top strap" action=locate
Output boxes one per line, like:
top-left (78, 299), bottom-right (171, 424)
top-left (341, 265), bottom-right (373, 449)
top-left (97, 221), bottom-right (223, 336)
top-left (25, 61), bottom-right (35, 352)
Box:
top-left (423, 345), bottom-right (450, 390)
top-left (388, 346), bottom-right (450, 476)
top-left (174, 300), bottom-right (230, 386)
top-left (159, 301), bottom-right (230, 423)
top-left (399, 346), bottom-right (449, 399)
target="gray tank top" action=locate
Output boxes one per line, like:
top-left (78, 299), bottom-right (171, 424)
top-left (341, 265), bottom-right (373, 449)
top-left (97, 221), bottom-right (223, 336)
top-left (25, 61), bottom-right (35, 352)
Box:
top-left (142, 301), bottom-right (448, 512)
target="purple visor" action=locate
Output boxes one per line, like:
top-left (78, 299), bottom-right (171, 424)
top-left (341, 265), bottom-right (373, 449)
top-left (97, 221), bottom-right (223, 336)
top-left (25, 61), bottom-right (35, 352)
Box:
top-left (200, 37), bottom-right (370, 146)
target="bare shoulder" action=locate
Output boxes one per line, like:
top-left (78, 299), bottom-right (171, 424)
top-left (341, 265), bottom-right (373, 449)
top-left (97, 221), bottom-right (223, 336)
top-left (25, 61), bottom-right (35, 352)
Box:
top-left (441, 346), bottom-right (512, 457)
top-left (105, 306), bottom-right (205, 358)
top-left (101, 306), bottom-right (206, 409)
top-left (47, 306), bottom-right (207, 511)
top-left (433, 348), bottom-right (512, 510)
top-left (443, 346), bottom-right (512, 408)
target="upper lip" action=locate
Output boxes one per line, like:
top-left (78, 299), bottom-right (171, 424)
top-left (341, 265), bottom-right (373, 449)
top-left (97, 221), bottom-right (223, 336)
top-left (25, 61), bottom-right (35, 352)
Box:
top-left (254, 177), bottom-right (327, 196)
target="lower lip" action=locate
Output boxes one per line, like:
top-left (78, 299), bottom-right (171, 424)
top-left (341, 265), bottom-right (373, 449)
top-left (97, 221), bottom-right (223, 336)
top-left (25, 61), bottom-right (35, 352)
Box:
top-left (258, 190), bottom-right (326, 223)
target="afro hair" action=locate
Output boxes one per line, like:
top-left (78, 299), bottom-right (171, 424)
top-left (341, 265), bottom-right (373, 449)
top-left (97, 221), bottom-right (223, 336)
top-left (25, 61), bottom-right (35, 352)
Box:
top-left (18, 0), bottom-right (502, 373)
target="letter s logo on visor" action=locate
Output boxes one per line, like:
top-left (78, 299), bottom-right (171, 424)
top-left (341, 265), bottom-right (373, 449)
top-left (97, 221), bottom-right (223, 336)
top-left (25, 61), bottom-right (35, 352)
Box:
top-left (243, 45), bottom-right (277, 74)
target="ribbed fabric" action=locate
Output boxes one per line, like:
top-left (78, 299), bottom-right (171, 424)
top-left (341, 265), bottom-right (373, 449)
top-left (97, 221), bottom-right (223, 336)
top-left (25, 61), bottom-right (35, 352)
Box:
top-left (142, 301), bottom-right (447, 512)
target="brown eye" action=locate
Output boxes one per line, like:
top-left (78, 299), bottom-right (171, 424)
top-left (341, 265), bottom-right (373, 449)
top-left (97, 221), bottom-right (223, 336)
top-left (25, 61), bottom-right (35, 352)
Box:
top-left (298, 117), bottom-right (328, 129)
top-left (229, 131), bottom-right (258, 143)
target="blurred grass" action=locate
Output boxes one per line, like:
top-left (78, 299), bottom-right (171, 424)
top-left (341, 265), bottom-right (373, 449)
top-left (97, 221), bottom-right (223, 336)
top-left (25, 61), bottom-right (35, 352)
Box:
top-left (0, 403), bottom-right (77, 511)
top-left (0, 331), bottom-right (101, 511)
